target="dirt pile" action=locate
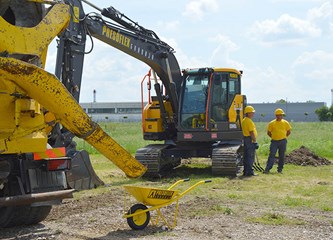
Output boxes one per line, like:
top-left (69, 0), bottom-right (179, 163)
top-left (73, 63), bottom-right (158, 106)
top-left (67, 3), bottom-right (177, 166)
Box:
top-left (285, 146), bottom-right (331, 166)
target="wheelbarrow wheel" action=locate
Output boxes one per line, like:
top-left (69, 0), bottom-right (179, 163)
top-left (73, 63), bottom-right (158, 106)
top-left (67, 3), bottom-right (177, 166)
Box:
top-left (127, 203), bottom-right (150, 230)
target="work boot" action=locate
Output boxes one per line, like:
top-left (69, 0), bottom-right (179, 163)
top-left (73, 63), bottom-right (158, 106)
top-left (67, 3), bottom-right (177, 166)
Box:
top-left (245, 173), bottom-right (258, 177)
top-left (263, 170), bottom-right (269, 174)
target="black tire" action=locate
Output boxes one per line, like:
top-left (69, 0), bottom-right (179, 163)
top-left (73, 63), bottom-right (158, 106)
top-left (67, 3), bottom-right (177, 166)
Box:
top-left (23, 206), bottom-right (52, 225)
top-left (126, 203), bottom-right (150, 230)
top-left (0, 178), bottom-right (26, 227)
top-left (0, 178), bottom-right (52, 227)
top-left (0, 204), bottom-right (52, 228)
top-left (0, 206), bottom-right (30, 227)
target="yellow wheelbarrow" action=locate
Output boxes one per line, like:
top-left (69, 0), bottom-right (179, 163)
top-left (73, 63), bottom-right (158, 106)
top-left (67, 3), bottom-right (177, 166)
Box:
top-left (123, 179), bottom-right (211, 230)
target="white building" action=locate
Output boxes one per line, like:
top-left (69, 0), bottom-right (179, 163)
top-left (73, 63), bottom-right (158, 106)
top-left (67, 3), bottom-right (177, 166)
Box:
top-left (80, 101), bottom-right (326, 122)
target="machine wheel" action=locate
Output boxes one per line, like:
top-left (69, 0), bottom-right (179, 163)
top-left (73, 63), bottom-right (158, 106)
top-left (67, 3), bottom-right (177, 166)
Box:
top-left (23, 206), bottom-right (52, 225)
top-left (126, 203), bottom-right (150, 230)
top-left (0, 205), bottom-right (51, 228)
top-left (0, 206), bottom-right (29, 227)
top-left (0, 178), bottom-right (52, 227)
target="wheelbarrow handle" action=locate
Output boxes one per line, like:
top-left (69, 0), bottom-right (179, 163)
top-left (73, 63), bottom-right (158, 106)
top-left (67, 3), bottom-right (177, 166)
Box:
top-left (168, 178), bottom-right (190, 190)
top-left (176, 180), bottom-right (213, 199)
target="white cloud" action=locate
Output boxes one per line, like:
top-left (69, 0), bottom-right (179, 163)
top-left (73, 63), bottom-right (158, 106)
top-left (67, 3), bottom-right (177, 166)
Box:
top-left (247, 2), bottom-right (333, 46)
top-left (160, 36), bottom-right (204, 68)
top-left (157, 20), bottom-right (181, 31)
top-left (42, 0), bottom-right (333, 105)
top-left (208, 34), bottom-right (244, 69)
top-left (243, 64), bottom-right (331, 104)
top-left (292, 50), bottom-right (333, 80)
top-left (73, 40), bottom-right (149, 102)
top-left (243, 66), bottom-right (301, 103)
top-left (271, 0), bottom-right (326, 2)
top-left (210, 34), bottom-right (239, 52)
top-left (293, 50), bottom-right (333, 66)
top-left (307, 1), bottom-right (333, 21)
top-left (330, 22), bottom-right (333, 36)
top-left (183, 0), bottom-right (219, 21)
top-left (248, 14), bottom-right (321, 45)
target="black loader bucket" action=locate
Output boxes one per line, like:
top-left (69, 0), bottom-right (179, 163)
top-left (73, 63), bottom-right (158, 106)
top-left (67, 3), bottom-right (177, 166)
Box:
top-left (66, 150), bottom-right (104, 190)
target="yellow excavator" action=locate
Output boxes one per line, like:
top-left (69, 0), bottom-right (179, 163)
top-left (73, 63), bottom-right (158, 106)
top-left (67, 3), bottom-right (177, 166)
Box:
top-left (0, 0), bottom-right (146, 227)
top-left (0, 0), bottom-right (246, 227)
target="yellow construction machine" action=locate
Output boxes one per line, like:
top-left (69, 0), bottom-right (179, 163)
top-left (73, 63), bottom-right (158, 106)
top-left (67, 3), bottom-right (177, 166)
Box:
top-left (0, 0), bottom-right (246, 227)
top-left (0, 0), bottom-right (146, 227)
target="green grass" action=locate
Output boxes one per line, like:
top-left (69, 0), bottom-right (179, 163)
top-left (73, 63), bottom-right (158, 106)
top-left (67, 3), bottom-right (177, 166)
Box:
top-left (76, 121), bottom-right (333, 159)
top-left (255, 122), bottom-right (333, 158)
top-left (74, 122), bottom-right (154, 154)
top-left (73, 121), bottom-right (333, 226)
top-left (248, 212), bottom-right (305, 225)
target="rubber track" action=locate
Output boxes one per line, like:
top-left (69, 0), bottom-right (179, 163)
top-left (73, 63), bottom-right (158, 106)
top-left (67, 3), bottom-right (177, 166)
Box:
top-left (211, 145), bottom-right (241, 176)
top-left (135, 144), bottom-right (169, 177)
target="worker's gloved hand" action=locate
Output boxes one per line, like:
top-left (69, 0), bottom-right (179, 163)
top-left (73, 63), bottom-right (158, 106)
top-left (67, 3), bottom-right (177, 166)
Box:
top-left (253, 142), bottom-right (259, 149)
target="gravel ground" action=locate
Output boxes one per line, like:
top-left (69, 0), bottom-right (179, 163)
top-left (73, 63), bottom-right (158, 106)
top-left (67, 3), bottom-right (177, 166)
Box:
top-left (1, 187), bottom-right (332, 240)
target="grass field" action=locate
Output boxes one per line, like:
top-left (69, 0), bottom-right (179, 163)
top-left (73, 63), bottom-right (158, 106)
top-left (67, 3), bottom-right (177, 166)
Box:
top-left (74, 122), bottom-right (333, 224)
top-left (76, 121), bottom-right (333, 159)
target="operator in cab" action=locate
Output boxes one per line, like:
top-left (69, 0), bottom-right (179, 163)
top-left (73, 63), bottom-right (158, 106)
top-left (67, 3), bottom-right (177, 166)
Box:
top-left (241, 106), bottom-right (258, 177)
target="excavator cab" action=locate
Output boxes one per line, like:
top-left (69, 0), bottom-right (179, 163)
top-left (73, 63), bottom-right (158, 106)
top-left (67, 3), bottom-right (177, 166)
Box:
top-left (177, 68), bottom-right (245, 143)
top-left (138, 68), bottom-right (246, 176)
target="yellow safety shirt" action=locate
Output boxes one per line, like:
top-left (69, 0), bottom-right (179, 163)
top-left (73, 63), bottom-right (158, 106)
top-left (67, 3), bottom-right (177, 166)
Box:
top-left (267, 119), bottom-right (292, 140)
top-left (241, 117), bottom-right (257, 138)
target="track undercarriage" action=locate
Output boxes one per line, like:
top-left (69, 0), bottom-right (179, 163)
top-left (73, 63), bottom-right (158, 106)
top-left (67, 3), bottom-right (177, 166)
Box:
top-left (135, 143), bottom-right (243, 177)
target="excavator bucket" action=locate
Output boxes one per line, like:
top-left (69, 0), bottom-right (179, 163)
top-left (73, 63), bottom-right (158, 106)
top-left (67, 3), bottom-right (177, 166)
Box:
top-left (66, 150), bottom-right (104, 190)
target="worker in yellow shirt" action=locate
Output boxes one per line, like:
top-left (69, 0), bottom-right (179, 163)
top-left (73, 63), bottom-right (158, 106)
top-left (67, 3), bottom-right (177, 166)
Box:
top-left (241, 106), bottom-right (258, 177)
top-left (264, 108), bottom-right (292, 174)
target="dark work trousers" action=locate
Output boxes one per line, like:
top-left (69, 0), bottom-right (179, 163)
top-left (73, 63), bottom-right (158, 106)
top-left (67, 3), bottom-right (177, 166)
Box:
top-left (243, 136), bottom-right (255, 176)
top-left (265, 139), bottom-right (287, 173)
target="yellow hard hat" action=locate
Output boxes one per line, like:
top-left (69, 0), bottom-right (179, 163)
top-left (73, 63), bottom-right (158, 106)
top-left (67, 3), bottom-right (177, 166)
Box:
top-left (275, 108), bottom-right (285, 115)
top-left (244, 106), bottom-right (255, 114)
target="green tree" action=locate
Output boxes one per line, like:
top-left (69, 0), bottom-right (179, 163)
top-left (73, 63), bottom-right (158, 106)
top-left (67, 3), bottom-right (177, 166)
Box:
top-left (315, 106), bottom-right (332, 121)
top-left (276, 99), bottom-right (286, 103)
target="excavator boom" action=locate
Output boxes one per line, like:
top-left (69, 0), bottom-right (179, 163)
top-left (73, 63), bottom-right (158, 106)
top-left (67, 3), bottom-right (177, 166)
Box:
top-left (0, 57), bottom-right (146, 178)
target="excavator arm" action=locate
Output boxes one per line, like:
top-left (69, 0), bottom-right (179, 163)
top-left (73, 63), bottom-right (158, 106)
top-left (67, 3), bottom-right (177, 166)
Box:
top-left (55, 0), bottom-right (182, 131)
top-left (86, 7), bottom-right (182, 113)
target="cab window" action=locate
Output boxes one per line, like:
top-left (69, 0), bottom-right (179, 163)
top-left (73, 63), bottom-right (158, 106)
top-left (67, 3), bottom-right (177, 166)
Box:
top-left (181, 75), bottom-right (209, 128)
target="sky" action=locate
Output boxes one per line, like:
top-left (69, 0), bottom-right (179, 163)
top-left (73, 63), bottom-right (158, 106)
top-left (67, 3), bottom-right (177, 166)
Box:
top-left (46, 0), bottom-right (333, 106)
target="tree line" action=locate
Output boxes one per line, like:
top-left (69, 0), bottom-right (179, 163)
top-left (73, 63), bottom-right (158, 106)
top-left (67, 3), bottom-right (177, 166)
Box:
top-left (315, 106), bottom-right (333, 121)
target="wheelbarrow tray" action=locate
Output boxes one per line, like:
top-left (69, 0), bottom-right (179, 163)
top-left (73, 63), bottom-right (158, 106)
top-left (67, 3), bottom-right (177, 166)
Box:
top-left (124, 185), bottom-right (179, 206)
